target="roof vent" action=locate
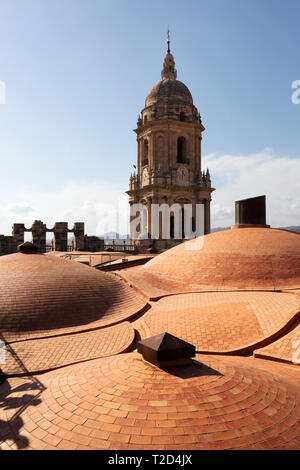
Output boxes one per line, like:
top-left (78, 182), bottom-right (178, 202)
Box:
top-left (137, 332), bottom-right (196, 367)
top-left (232, 195), bottom-right (270, 229)
top-left (17, 242), bottom-right (39, 254)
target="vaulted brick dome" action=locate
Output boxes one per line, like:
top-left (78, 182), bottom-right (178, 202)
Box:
top-left (120, 228), bottom-right (300, 299)
top-left (4, 352), bottom-right (300, 450)
top-left (0, 252), bottom-right (146, 335)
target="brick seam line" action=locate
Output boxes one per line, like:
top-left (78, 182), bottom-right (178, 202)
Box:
top-left (115, 265), bottom-right (300, 301)
top-left (4, 302), bottom-right (149, 345)
top-left (254, 353), bottom-right (300, 366)
top-left (111, 271), bottom-right (151, 300)
top-left (116, 271), bottom-right (279, 301)
top-left (112, 270), bottom-right (295, 302)
top-left (137, 284), bottom-right (300, 303)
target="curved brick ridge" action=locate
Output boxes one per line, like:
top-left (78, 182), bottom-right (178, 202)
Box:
top-left (0, 253), bottom-right (147, 339)
top-left (118, 269), bottom-right (174, 300)
top-left (135, 292), bottom-right (300, 354)
top-left (1, 322), bottom-right (135, 376)
top-left (254, 318), bottom-right (300, 365)
top-left (1, 353), bottom-right (300, 450)
top-left (283, 289), bottom-right (300, 296)
top-left (119, 228), bottom-right (300, 299)
top-left (48, 251), bottom-right (130, 268)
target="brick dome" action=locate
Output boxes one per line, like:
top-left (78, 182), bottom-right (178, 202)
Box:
top-left (145, 79), bottom-right (193, 107)
top-left (0, 252), bottom-right (146, 334)
top-left (3, 352), bottom-right (300, 450)
top-left (121, 228), bottom-right (300, 299)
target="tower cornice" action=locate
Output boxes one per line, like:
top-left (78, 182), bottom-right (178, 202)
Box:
top-left (126, 185), bottom-right (215, 197)
top-left (134, 119), bottom-right (205, 135)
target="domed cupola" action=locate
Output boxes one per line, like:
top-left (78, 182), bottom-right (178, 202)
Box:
top-left (143, 32), bottom-right (200, 122)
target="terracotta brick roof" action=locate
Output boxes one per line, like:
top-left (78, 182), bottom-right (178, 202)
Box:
top-left (0, 253), bottom-right (147, 336)
top-left (120, 228), bottom-right (300, 299)
top-left (255, 317), bottom-right (300, 364)
top-left (1, 228), bottom-right (300, 451)
top-left (134, 291), bottom-right (300, 354)
top-left (1, 353), bottom-right (300, 450)
top-left (2, 322), bottom-right (135, 376)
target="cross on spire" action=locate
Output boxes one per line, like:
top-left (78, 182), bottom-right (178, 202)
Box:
top-left (161, 27), bottom-right (177, 80)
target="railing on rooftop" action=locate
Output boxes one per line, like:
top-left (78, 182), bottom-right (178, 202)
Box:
top-left (104, 241), bottom-right (136, 252)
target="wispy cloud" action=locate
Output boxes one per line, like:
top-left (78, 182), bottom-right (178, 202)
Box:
top-left (203, 148), bottom-right (300, 227)
top-left (5, 203), bottom-right (34, 215)
top-left (0, 149), bottom-right (299, 237)
top-left (0, 181), bottom-right (130, 236)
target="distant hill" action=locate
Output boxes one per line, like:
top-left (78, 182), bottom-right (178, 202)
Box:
top-left (278, 226), bottom-right (300, 233)
top-left (102, 232), bottom-right (129, 240)
top-left (211, 226), bottom-right (300, 234)
top-left (102, 227), bottom-right (300, 239)
top-left (211, 227), bottom-right (230, 233)
top-left (45, 226), bottom-right (300, 245)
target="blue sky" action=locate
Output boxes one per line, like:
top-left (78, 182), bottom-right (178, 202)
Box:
top-left (0, 0), bottom-right (299, 234)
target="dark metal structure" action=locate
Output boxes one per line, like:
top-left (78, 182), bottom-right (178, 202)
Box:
top-left (235, 195), bottom-right (267, 226)
top-left (138, 332), bottom-right (195, 367)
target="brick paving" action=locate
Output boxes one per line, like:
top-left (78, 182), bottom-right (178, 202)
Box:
top-left (1, 322), bottom-right (135, 376)
top-left (134, 292), bottom-right (300, 353)
top-left (119, 228), bottom-right (300, 299)
top-left (1, 352), bottom-right (300, 450)
top-left (0, 253), bottom-right (147, 342)
top-left (255, 318), bottom-right (300, 364)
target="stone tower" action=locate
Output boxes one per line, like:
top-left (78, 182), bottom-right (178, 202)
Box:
top-left (127, 34), bottom-right (214, 252)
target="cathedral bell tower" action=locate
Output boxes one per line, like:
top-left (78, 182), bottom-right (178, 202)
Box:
top-left (127, 33), bottom-right (214, 252)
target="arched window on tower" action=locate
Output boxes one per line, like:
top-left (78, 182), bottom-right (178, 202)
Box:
top-left (169, 208), bottom-right (185, 239)
top-left (142, 139), bottom-right (149, 166)
top-left (179, 112), bottom-right (185, 122)
top-left (177, 137), bottom-right (186, 163)
top-left (192, 216), bottom-right (196, 233)
top-left (170, 214), bottom-right (174, 239)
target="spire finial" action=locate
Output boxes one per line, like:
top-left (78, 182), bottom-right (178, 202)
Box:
top-left (167, 26), bottom-right (170, 54)
top-left (161, 28), bottom-right (177, 80)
